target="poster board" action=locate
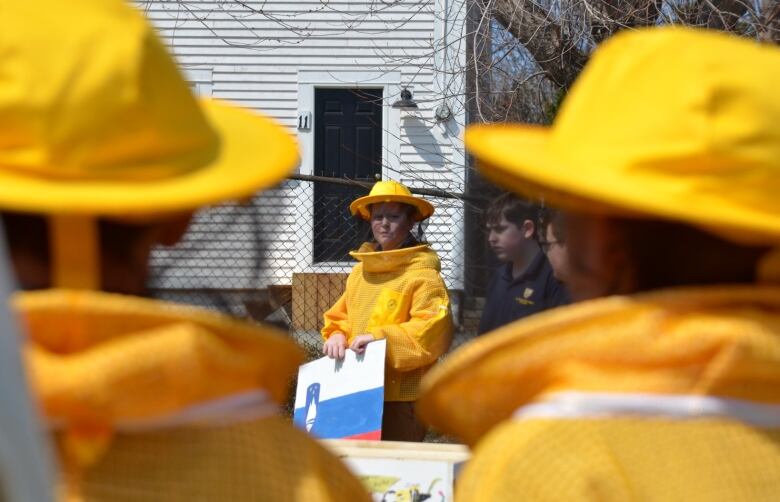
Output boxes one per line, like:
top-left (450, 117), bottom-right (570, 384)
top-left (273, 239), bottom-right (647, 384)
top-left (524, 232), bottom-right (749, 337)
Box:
top-left (322, 439), bottom-right (469, 502)
top-left (294, 339), bottom-right (386, 439)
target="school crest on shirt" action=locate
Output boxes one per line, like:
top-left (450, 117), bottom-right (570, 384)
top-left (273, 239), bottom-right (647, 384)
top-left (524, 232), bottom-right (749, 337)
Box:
top-left (516, 288), bottom-right (535, 306)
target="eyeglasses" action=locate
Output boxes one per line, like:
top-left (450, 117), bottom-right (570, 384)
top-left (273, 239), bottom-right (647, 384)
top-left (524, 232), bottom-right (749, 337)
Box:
top-left (539, 240), bottom-right (562, 253)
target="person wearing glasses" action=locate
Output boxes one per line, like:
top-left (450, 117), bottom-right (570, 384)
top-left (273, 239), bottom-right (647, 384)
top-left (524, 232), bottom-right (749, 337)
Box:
top-left (419, 28), bottom-right (780, 501)
top-left (538, 208), bottom-right (571, 286)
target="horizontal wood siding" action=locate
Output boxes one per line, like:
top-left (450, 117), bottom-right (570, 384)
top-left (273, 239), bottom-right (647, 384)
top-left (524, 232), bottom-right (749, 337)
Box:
top-left (142, 0), bottom-right (466, 293)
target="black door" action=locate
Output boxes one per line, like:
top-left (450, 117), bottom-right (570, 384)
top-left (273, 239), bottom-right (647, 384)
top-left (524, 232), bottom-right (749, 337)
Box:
top-left (313, 88), bottom-right (383, 262)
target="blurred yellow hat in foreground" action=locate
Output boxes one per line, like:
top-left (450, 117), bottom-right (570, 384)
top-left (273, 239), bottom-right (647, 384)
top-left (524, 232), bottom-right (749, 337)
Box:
top-left (467, 28), bottom-right (780, 245)
top-left (0, 0), bottom-right (298, 217)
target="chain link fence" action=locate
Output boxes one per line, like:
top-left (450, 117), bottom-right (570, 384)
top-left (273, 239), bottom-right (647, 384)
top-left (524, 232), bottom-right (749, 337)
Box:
top-left (148, 175), bottom-right (495, 362)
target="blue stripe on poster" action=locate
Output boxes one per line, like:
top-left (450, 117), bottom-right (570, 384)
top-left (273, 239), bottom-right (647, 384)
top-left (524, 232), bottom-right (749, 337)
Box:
top-left (293, 386), bottom-right (384, 439)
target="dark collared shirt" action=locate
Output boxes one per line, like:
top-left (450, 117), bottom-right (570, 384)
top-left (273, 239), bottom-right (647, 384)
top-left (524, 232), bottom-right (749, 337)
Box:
top-left (478, 251), bottom-right (570, 334)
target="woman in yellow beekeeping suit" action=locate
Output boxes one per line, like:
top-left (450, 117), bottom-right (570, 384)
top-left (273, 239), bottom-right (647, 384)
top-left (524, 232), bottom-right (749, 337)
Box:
top-left (322, 180), bottom-right (453, 441)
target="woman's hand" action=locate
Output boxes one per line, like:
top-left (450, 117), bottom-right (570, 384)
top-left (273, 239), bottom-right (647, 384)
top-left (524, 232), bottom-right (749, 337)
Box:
top-left (323, 333), bottom-right (347, 359)
top-left (349, 334), bottom-right (375, 355)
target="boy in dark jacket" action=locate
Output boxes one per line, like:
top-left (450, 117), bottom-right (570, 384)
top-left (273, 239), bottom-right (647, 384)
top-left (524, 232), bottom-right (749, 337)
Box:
top-left (478, 193), bottom-right (569, 334)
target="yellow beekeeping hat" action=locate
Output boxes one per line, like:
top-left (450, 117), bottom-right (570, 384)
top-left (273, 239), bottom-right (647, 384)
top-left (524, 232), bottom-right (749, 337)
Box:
top-left (350, 180), bottom-right (434, 222)
top-left (0, 0), bottom-right (297, 217)
top-left (0, 0), bottom-right (299, 290)
top-left (466, 27), bottom-right (780, 245)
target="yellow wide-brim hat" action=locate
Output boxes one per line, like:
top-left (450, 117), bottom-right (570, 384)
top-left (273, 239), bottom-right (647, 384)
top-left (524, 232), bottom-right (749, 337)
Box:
top-left (467, 27), bottom-right (780, 245)
top-left (0, 0), bottom-right (298, 218)
top-left (349, 180), bottom-right (434, 222)
top-left (418, 27), bottom-right (780, 447)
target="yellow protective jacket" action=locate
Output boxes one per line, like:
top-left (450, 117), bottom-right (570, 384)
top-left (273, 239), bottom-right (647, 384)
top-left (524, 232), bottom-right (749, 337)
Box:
top-left (322, 243), bottom-right (453, 402)
top-left (418, 286), bottom-right (780, 501)
top-left (14, 289), bottom-right (370, 502)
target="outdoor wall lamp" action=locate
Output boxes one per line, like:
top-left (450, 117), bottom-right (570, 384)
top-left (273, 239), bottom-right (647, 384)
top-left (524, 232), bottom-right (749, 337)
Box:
top-left (391, 88), bottom-right (418, 110)
top-left (434, 103), bottom-right (452, 122)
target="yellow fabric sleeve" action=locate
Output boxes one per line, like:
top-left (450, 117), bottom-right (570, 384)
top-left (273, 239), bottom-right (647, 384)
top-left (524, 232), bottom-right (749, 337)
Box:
top-left (321, 290), bottom-right (351, 340)
top-left (366, 274), bottom-right (452, 372)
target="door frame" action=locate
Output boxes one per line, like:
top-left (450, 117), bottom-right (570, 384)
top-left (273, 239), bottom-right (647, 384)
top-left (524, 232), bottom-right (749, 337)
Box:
top-left (295, 71), bottom-right (402, 271)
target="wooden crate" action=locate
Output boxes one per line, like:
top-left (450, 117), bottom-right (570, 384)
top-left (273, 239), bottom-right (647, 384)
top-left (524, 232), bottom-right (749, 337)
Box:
top-left (244, 285), bottom-right (293, 322)
top-left (292, 273), bottom-right (349, 331)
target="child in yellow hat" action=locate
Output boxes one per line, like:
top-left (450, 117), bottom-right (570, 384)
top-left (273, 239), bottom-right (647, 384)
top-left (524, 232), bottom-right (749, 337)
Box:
top-left (419, 27), bottom-right (780, 500)
top-left (0, 0), bottom-right (369, 500)
top-left (322, 180), bottom-right (453, 441)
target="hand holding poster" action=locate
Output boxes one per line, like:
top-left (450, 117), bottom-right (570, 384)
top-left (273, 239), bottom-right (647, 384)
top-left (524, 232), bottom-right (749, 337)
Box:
top-left (294, 339), bottom-right (386, 440)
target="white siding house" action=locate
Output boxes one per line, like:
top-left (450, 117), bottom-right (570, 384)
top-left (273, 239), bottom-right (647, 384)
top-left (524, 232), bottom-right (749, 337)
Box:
top-left (141, 0), bottom-right (468, 304)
